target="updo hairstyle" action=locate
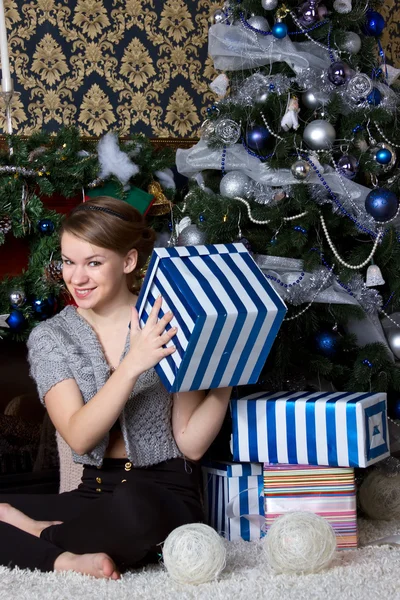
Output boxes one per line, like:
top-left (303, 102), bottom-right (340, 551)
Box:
top-left (60, 196), bottom-right (156, 291)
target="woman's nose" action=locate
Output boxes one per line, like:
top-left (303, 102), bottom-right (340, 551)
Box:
top-left (70, 266), bottom-right (89, 285)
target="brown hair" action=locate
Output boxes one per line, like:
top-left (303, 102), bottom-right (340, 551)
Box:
top-left (60, 196), bottom-right (156, 291)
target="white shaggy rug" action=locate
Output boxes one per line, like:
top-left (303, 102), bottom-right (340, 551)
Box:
top-left (1, 519), bottom-right (400, 600)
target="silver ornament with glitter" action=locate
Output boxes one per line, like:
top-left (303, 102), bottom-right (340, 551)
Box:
top-left (220, 171), bottom-right (251, 198)
top-left (9, 289), bottom-right (27, 308)
top-left (340, 32), bottom-right (362, 55)
top-left (178, 224), bottom-right (207, 246)
top-left (200, 120), bottom-right (215, 140)
top-left (365, 264), bottom-right (385, 287)
top-left (347, 73), bottom-right (373, 102)
top-left (261, 0), bottom-right (278, 9)
top-left (291, 159), bottom-right (311, 181)
top-left (215, 118), bottom-right (241, 145)
top-left (248, 15), bottom-right (270, 31)
top-left (369, 143), bottom-right (397, 173)
top-left (333, 0), bottom-right (352, 14)
top-left (303, 120), bottom-right (336, 150)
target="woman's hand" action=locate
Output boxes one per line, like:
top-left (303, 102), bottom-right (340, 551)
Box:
top-left (126, 296), bottom-right (177, 377)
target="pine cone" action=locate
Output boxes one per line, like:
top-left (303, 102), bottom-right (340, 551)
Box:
top-left (0, 215), bottom-right (12, 234)
top-left (44, 260), bottom-right (63, 283)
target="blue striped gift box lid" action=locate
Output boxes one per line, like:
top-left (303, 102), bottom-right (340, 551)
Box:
top-left (135, 243), bottom-right (287, 392)
top-left (202, 460), bottom-right (263, 477)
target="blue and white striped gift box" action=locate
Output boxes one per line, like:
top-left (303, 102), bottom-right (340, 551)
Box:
top-left (135, 243), bottom-right (286, 392)
top-left (202, 461), bottom-right (265, 541)
top-left (231, 391), bottom-right (390, 468)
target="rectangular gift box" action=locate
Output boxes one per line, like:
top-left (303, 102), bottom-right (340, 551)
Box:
top-left (136, 243), bottom-right (287, 392)
top-left (202, 461), bottom-right (265, 541)
top-left (230, 390), bottom-right (389, 468)
top-left (264, 463), bottom-right (358, 549)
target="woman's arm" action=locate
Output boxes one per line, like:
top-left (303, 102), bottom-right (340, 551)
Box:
top-left (171, 386), bottom-right (232, 461)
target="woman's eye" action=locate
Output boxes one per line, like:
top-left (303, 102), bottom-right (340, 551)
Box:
top-left (62, 259), bottom-right (72, 265)
top-left (89, 261), bottom-right (101, 267)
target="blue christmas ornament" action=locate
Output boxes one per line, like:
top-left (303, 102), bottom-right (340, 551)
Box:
top-left (392, 399), bottom-right (400, 420)
top-left (31, 295), bottom-right (56, 321)
top-left (375, 148), bottom-right (393, 165)
top-left (367, 87), bottom-right (382, 106)
top-left (315, 331), bottom-right (339, 356)
top-left (272, 22), bottom-right (287, 39)
top-left (38, 218), bottom-right (55, 235)
top-left (365, 188), bottom-right (399, 222)
top-left (364, 10), bottom-right (385, 36)
top-left (6, 310), bottom-right (26, 331)
top-left (245, 125), bottom-right (271, 152)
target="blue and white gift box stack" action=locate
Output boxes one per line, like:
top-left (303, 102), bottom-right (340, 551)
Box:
top-left (136, 243), bottom-right (286, 392)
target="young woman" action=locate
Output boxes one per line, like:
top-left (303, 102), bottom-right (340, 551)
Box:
top-left (0, 196), bottom-right (232, 579)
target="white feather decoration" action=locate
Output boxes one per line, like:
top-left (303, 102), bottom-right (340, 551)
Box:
top-left (155, 168), bottom-right (176, 190)
top-left (97, 132), bottom-right (139, 189)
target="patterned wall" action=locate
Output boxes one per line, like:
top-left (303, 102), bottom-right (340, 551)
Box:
top-left (0, 0), bottom-right (398, 138)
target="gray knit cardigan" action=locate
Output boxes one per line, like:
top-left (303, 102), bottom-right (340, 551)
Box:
top-left (27, 305), bottom-right (183, 467)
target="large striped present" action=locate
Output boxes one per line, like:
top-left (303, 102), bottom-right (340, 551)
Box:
top-left (231, 390), bottom-right (390, 467)
top-left (202, 461), bottom-right (265, 541)
top-left (264, 464), bottom-right (357, 549)
top-left (136, 243), bottom-right (286, 392)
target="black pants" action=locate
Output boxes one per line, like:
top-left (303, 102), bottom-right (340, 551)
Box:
top-left (0, 458), bottom-right (204, 573)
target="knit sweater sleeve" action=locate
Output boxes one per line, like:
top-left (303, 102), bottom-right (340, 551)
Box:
top-left (27, 322), bottom-right (74, 405)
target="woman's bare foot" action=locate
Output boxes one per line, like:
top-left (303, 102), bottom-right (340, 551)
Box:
top-left (0, 503), bottom-right (62, 537)
top-left (54, 551), bottom-right (120, 579)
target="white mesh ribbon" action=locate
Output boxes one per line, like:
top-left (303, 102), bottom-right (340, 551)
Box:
top-left (208, 23), bottom-right (332, 74)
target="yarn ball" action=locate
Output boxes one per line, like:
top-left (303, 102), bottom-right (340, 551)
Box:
top-left (162, 523), bottom-right (226, 585)
top-left (359, 470), bottom-right (400, 520)
top-left (263, 512), bottom-right (337, 574)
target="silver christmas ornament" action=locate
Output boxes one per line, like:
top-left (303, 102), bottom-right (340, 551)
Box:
top-left (365, 264), bottom-right (385, 287)
top-left (261, 0), bottom-right (278, 9)
top-left (213, 9), bottom-right (226, 24)
top-left (303, 120), bottom-right (336, 150)
top-left (9, 289), bottom-right (27, 308)
top-left (340, 32), bottom-right (362, 55)
top-left (248, 15), bottom-right (270, 31)
top-left (333, 0), bottom-right (352, 14)
top-left (347, 73), bottom-right (373, 102)
top-left (369, 143), bottom-right (397, 173)
top-left (254, 86), bottom-right (270, 103)
top-left (385, 327), bottom-right (400, 360)
top-left (214, 118), bottom-right (241, 145)
top-left (291, 159), bottom-right (311, 180)
top-left (302, 88), bottom-right (327, 110)
top-left (220, 171), bottom-right (251, 198)
top-left (178, 224), bottom-right (207, 246)
top-left (200, 120), bottom-right (215, 140)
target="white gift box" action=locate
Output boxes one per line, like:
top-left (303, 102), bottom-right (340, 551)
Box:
top-left (230, 390), bottom-right (390, 468)
top-left (136, 243), bottom-right (287, 392)
top-left (202, 461), bottom-right (264, 541)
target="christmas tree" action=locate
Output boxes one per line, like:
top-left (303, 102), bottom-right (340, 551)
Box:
top-left (175, 0), bottom-right (400, 411)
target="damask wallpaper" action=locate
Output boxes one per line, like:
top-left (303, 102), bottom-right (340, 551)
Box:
top-left (0, 0), bottom-right (398, 138)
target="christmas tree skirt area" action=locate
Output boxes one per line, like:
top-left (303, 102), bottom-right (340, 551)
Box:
top-left (1, 519), bottom-right (400, 600)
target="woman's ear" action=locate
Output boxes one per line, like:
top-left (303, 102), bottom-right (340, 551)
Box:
top-left (124, 249), bottom-right (138, 274)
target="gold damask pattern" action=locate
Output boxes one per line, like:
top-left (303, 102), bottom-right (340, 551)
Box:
top-left (1, 1), bottom-right (399, 137)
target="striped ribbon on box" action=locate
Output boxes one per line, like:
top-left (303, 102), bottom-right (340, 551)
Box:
top-left (231, 390), bottom-right (389, 468)
top-left (202, 462), bottom-right (265, 542)
top-left (264, 464), bottom-right (357, 549)
top-left (136, 243), bottom-right (286, 392)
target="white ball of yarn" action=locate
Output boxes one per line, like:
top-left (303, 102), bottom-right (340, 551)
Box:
top-left (359, 470), bottom-right (400, 520)
top-left (162, 523), bottom-right (226, 585)
top-left (263, 512), bottom-right (337, 574)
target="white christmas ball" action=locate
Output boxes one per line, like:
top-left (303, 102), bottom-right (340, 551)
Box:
top-left (162, 523), bottom-right (226, 585)
top-left (178, 224), bottom-right (207, 246)
top-left (303, 120), bottom-right (336, 151)
top-left (261, 0), bottom-right (278, 10)
top-left (263, 512), bottom-right (337, 574)
top-left (333, 0), bottom-right (352, 14)
top-left (340, 32), bottom-right (362, 54)
top-left (359, 470), bottom-right (400, 520)
top-left (248, 15), bottom-right (270, 31)
top-left (220, 171), bottom-right (251, 198)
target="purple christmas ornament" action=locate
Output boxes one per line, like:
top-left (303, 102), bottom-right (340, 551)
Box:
top-left (337, 155), bottom-right (359, 179)
top-left (327, 61), bottom-right (352, 86)
top-left (297, 1), bottom-right (318, 27)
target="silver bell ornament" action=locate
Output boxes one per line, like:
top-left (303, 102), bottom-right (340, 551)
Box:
top-left (291, 159), bottom-right (311, 181)
top-left (381, 313), bottom-right (400, 360)
top-left (9, 289), bottom-right (27, 309)
top-left (369, 143), bottom-right (397, 173)
top-left (261, 0), bottom-right (278, 9)
top-left (178, 224), bottom-right (207, 246)
top-left (365, 263), bottom-right (385, 287)
top-left (220, 171), bottom-right (251, 198)
top-left (303, 120), bottom-right (336, 150)
top-left (248, 15), bottom-right (270, 31)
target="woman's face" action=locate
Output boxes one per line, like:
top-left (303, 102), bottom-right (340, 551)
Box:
top-left (61, 232), bottom-right (137, 309)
